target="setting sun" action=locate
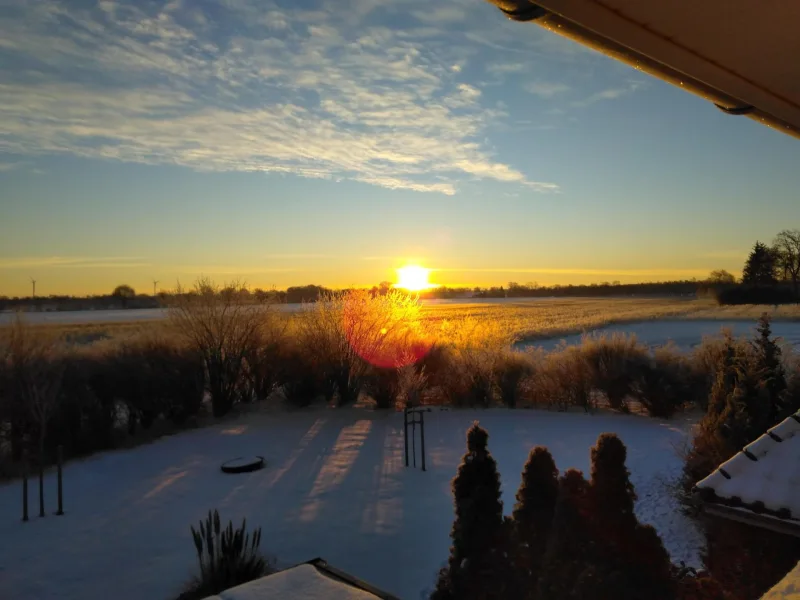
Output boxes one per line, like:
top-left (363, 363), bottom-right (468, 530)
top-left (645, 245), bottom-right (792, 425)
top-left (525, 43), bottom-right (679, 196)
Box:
top-left (395, 265), bottom-right (432, 291)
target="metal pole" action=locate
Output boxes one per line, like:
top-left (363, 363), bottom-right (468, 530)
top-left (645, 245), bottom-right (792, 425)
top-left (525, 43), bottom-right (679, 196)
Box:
top-left (404, 407), bottom-right (409, 467)
top-left (22, 451), bottom-right (29, 522)
top-left (56, 445), bottom-right (64, 516)
top-left (420, 410), bottom-right (426, 472)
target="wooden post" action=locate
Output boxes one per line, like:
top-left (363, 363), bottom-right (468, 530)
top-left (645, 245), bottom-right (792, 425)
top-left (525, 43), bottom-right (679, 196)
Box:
top-left (56, 445), bottom-right (64, 516)
top-left (38, 450), bottom-right (45, 518)
top-left (403, 407), bottom-right (409, 467)
top-left (22, 450), bottom-right (29, 522)
top-left (420, 410), bottom-right (426, 472)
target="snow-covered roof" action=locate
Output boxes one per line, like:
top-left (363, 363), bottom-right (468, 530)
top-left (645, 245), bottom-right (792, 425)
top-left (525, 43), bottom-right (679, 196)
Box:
top-left (204, 561), bottom-right (397, 600)
top-left (695, 410), bottom-right (800, 529)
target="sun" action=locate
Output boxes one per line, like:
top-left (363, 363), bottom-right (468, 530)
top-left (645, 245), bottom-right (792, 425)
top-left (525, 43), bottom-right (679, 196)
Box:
top-left (395, 265), bottom-right (432, 291)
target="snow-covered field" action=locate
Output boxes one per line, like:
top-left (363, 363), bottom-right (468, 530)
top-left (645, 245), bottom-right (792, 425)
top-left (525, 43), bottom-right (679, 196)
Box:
top-left (523, 319), bottom-right (800, 352)
top-left (0, 298), bottom-right (560, 326)
top-left (0, 408), bottom-right (702, 600)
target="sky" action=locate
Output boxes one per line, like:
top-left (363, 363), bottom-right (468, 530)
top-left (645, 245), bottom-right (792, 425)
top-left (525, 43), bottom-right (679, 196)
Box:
top-left (1, 0), bottom-right (800, 297)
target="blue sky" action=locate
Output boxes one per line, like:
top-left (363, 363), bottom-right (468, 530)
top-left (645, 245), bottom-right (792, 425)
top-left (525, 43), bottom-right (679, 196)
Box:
top-left (1, 0), bottom-right (799, 296)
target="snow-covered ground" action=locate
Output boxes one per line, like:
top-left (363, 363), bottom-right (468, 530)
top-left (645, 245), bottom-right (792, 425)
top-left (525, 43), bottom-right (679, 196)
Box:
top-left (522, 319), bottom-right (800, 352)
top-left (0, 408), bottom-right (702, 600)
top-left (0, 298), bottom-right (559, 326)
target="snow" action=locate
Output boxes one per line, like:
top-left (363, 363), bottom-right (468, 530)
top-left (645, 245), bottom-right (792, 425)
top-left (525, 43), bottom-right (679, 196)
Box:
top-left (214, 564), bottom-right (380, 600)
top-left (0, 298), bottom-right (556, 326)
top-left (520, 320), bottom-right (800, 352)
top-left (0, 408), bottom-right (703, 600)
top-left (696, 411), bottom-right (800, 518)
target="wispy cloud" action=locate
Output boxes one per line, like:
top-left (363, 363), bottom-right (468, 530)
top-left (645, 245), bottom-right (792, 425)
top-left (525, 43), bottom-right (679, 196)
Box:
top-left (434, 267), bottom-right (711, 277)
top-left (486, 62), bottom-right (527, 75)
top-left (0, 256), bottom-right (148, 269)
top-left (525, 81), bottom-right (570, 98)
top-left (411, 6), bottom-right (466, 24)
top-left (263, 254), bottom-right (337, 260)
top-left (0, 160), bottom-right (29, 172)
top-left (0, 0), bottom-right (560, 195)
top-left (571, 82), bottom-right (645, 107)
top-left (699, 250), bottom-right (747, 260)
top-left (172, 266), bottom-right (301, 275)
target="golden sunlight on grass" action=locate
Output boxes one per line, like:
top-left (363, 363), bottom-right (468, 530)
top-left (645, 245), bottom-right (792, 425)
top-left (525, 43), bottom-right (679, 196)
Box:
top-left (395, 265), bottom-right (432, 291)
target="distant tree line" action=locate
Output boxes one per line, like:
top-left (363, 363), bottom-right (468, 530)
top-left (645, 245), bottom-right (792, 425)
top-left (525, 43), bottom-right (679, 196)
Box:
top-left (2, 229), bottom-right (797, 311)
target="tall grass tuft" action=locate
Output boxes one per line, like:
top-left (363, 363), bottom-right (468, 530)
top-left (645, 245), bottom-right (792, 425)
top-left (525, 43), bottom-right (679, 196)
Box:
top-left (179, 509), bottom-right (274, 599)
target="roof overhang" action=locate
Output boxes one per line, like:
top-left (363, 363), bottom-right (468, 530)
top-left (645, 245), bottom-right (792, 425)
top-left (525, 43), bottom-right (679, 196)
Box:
top-left (695, 496), bottom-right (800, 539)
top-left (485, 0), bottom-right (800, 140)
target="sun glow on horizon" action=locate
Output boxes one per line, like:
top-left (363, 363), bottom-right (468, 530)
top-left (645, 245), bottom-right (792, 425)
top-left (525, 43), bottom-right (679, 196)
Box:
top-left (395, 265), bottom-right (433, 291)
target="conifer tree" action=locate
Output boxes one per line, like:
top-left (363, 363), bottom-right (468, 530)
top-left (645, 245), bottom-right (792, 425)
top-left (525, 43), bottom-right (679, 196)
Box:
top-left (511, 446), bottom-right (559, 599)
top-left (537, 469), bottom-right (595, 600)
top-left (742, 241), bottom-right (777, 286)
top-left (587, 434), bottom-right (674, 600)
top-left (431, 422), bottom-right (509, 600)
top-left (751, 313), bottom-right (787, 422)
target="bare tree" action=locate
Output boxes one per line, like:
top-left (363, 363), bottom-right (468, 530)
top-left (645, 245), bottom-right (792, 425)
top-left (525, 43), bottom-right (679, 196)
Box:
top-left (773, 230), bottom-right (800, 296)
top-left (707, 269), bottom-right (736, 285)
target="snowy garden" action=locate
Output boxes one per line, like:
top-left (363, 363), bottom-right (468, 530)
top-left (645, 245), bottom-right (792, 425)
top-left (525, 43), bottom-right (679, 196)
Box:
top-left (0, 407), bottom-right (702, 599)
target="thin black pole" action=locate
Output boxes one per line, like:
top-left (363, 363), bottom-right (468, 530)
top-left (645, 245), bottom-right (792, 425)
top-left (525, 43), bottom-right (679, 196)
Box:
top-left (38, 449), bottom-right (45, 518)
top-left (420, 410), bottom-right (426, 472)
top-left (404, 407), bottom-right (409, 467)
top-left (22, 451), bottom-right (29, 522)
top-left (56, 445), bottom-right (64, 516)
top-left (412, 419), bottom-right (416, 468)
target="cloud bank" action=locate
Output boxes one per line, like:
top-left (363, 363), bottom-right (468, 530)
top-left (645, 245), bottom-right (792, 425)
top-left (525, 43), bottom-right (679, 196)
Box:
top-left (0, 0), bottom-right (562, 195)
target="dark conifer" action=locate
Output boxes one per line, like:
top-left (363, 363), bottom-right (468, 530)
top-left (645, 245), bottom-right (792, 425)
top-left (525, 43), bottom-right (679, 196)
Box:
top-left (510, 446), bottom-right (559, 599)
top-left (431, 422), bottom-right (509, 600)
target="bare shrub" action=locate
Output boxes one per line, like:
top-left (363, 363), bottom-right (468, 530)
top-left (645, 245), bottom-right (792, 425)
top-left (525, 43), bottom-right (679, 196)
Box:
top-left (168, 279), bottom-right (266, 417)
top-left (114, 333), bottom-right (205, 430)
top-left (581, 334), bottom-right (649, 412)
top-left (397, 362), bottom-right (428, 407)
top-left (241, 312), bottom-right (290, 403)
top-left (278, 333), bottom-right (321, 408)
top-left (494, 350), bottom-right (536, 408)
top-left (297, 289), bottom-right (426, 406)
top-left (431, 317), bottom-right (512, 407)
top-left (533, 344), bottom-right (593, 412)
top-left (0, 316), bottom-right (64, 467)
top-left (630, 345), bottom-right (691, 418)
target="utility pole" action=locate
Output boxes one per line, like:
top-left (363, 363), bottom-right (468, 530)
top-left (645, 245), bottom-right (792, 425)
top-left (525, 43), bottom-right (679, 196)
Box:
top-left (30, 278), bottom-right (36, 299)
top-left (153, 280), bottom-right (159, 297)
